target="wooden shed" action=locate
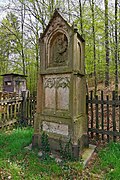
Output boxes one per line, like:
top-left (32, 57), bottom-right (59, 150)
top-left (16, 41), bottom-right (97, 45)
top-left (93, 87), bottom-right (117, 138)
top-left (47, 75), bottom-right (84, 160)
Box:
top-left (1, 73), bottom-right (27, 94)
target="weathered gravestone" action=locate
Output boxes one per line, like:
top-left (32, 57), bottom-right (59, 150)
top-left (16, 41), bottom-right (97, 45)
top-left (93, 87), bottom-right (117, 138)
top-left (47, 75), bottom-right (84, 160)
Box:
top-left (32, 9), bottom-right (88, 159)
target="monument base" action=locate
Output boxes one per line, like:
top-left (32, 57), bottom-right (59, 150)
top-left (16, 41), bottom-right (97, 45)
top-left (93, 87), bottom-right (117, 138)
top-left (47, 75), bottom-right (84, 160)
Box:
top-left (31, 137), bottom-right (96, 166)
top-left (32, 133), bottom-right (89, 160)
top-left (32, 134), bottom-right (40, 148)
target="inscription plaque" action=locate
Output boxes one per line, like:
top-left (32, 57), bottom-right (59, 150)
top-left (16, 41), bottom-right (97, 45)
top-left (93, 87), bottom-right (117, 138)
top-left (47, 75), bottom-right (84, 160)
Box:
top-left (45, 87), bottom-right (55, 109)
top-left (43, 121), bottom-right (68, 136)
top-left (57, 87), bottom-right (69, 110)
top-left (43, 74), bottom-right (70, 111)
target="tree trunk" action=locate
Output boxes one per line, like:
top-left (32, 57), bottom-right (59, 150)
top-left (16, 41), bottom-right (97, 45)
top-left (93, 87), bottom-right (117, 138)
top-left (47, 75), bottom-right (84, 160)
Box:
top-left (68, 0), bottom-right (71, 23)
top-left (104, 0), bottom-right (110, 87)
top-left (49, 0), bottom-right (54, 18)
top-left (118, 5), bottom-right (120, 65)
top-left (115, 0), bottom-right (118, 95)
top-left (79, 0), bottom-right (83, 35)
top-left (21, 1), bottom-right (26, 75)
top-left (90, 0), bottom-right (97, 95)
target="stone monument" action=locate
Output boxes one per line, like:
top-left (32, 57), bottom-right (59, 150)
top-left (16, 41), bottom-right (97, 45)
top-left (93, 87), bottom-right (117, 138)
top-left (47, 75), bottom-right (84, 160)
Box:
top-left (32, 9), bottom-right (88, 159)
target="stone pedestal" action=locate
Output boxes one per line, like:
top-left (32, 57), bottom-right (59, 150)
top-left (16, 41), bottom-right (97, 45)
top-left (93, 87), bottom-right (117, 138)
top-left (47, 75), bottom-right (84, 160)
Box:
top-left (32, 9), bottom-right (88, 159)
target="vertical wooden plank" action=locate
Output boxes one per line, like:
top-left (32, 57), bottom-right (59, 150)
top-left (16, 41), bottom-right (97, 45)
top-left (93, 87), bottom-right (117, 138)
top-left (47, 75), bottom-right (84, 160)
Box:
top-left (96, 95), bottom-right (99, 140)
top-left (10, 103), bottom-right (13, 120)
top-left (107, 95), bottom-right (110, 142)
top-left (1, 104), bottom-right (4, 127)
top-left (3, 103), bottom-right (6, 124)
top-left (32, 95), bottom-right (36, 126)
top-left (28, 95), bottom-right (30, 126)
top-left (19, 101), bottom-right (22, 119)
top-left (16, 102), bottom-right (19, 123)
top-left (0, 93), bottom-right (2, 126)
top-left (119, 96), bottom-right (120, 139)
top-left (32, 94), bottom-right (37, 126)
top-left (0, 109), bottom-right (1, 125)
top-left (31, 95), bottom-right (34, 126)
top-left (101, 91), bottom-right (104, 140)
top-left (26, 92), bottom-right (29, 125)
top-left (21, 91), bottom-right (27, 126)
top-left (29, 94), bottom-right (32, 124)
top-left (12, 103), bottom-right (14, 119)
top-left (0, 92), bottom-right (2, 100)
top-left (86, 94), bottom-right (89, 138)
top-left (14, 103), bottom-right (17, 119)
top-left (6, 103), bottom-right (9, 121)
top-left (90, 91), bottom-right (93, 138)
top-left (30, 94), bottom-right (32, 126)
top-left (112, 91), bottom-right (116, 141)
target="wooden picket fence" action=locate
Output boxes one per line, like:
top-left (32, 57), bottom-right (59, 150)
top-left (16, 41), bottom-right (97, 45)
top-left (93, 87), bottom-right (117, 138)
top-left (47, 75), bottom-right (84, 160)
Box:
top-left (0, 91), bottom-right (36, 129)
top-left (87, 90), bottom-right (120, 143)
top-left (0, 92), bottom-right (21, 128)
top-left (21, 91), bottom-right (36, 126)
top-left (2, 89), bottom-right (120, 144)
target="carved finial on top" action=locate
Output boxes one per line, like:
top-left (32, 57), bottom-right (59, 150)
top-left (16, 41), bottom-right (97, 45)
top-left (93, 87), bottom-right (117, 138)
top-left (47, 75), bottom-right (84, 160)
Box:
top-left (55, 8), bottom-right (59, 12)
top-left (40, 33), bottom-right (43, 37)
top-left (73, 22), bottom-right (78, 33)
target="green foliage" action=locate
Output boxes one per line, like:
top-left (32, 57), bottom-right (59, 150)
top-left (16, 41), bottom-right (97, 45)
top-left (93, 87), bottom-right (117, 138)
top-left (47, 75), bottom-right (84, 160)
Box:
top-left (6, 132), bottom-right (120, 179)
top-left (61, 161), bottom-right (83, 179)
top-left (0, 127), bottom-right (33, 158)
top-left (92, 142), bottom-right (120, 179)
top-left (59, 138), bottom-right (74, 161)
top-left (40, 131), bottom-right (50, 159)
top-left (0, 10), bottom-right (38, 93)
top-left (0, 127), bottom-right (84, 179)
top-left (0, 0), bottom-right (119, 92)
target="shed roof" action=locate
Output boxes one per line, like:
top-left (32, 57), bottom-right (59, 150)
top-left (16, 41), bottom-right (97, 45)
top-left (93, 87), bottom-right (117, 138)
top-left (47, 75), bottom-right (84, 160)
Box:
top-left (1, 73), bottom-right (27, 77)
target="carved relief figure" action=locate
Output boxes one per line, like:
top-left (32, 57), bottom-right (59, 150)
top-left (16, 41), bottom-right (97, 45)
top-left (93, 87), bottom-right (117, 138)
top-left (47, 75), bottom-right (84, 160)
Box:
top-left (50, 33), bottom-right (68, 66)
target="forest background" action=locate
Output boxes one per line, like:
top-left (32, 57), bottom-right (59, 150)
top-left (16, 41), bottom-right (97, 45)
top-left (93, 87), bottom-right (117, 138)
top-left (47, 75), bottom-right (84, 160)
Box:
top-left (0, 0), bottom-right (119, 95)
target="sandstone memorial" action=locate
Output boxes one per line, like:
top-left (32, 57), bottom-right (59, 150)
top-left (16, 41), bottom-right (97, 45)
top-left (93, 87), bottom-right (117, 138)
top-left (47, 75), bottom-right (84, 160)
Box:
top-left (32, 9), bottom-right (88, 159)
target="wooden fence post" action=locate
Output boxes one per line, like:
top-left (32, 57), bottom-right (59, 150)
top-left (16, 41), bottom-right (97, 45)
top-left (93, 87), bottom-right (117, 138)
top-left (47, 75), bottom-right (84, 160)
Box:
top-left (101, 91), bottom-right (104, 140)
top-left (21, 91), bottom-right (27, 126)
top-left (86, 93), bottom-right (89, 141)
top-left (112, 91), bottom-right (116, 141)
top-left (107, 95), bottom-right (110, 142)
top-left (90, 91), bottom-right (93, 138)
top-left (95, 95), bottom-right (99, 140)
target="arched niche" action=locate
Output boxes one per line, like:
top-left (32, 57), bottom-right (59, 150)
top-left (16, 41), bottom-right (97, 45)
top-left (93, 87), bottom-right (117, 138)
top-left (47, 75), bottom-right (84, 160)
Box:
top-left (48, 31), bottom-right (68, 67)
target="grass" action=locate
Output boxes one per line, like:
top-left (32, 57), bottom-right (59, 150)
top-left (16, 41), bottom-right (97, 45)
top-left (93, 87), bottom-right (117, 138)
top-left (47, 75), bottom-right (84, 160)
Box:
top-left (0, 127), bottom-right (83, 179)
top-left (2, 127), bottom-right (120, 179)
top-left (92, 142), bottom-right (120, 180)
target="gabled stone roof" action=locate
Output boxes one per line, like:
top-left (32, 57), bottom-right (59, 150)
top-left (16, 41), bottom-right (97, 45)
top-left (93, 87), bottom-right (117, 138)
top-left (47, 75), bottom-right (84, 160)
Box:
top-left (40, 9), bottom-right (85, 42)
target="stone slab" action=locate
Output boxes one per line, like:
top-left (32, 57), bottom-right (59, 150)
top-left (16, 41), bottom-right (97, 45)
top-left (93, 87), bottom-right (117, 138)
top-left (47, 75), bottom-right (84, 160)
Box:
top-left (24, 143), bottom-right (32, 151)
top-left (82, 144), bottom-right (96, 167)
